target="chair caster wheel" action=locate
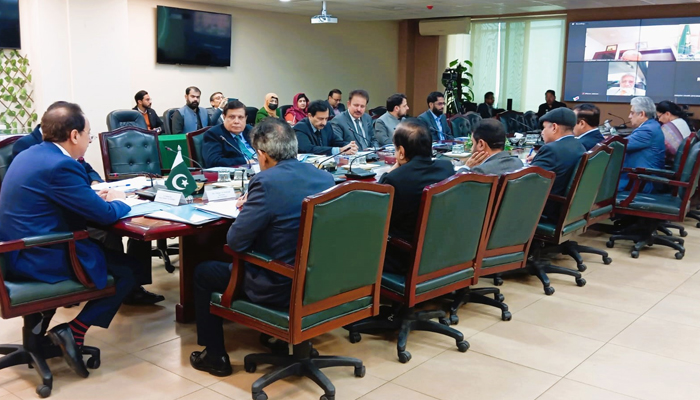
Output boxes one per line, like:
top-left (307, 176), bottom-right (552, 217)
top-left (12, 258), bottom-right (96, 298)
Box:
top-left (310, 348), bottom-right (319, 358)
top-left (354, 365), bottom-right (366, 378)
top-left (252, 391), bottom-right (268, 400)
top-left (165, 261), bottom-right (175, 273)
top-left (606, 240), bottom-right (614, 248)
top-left (675, 252), bottom-right (684, 260)
top-left (438, 317), bottom-right (450, 326)
top-left (320, 395), bottom-right (335, 400)
top-left (577, 264), bottom-right (587, 272)
top-left (544, 286), bottom-right (555, 296)
top-left (680, 230), bottom-right (688, 237)
top-left (603, 256), bottom-right (612, 265)
top-left (86, 357), bottom-right (100, 369)
top-left (576, 277), bottom-right (586, 287)
top-left (456, 340), bottom-right (470, 353)
top-left (495, 293), bottom-right (505, 302)
top-left (398, 350), bottom-right (412, 363)
top-left (449, 314), bottom-right (459, 325)
top-left (244, 362), bottom-right (257, 373)
top-left (494, 277), bottom-right (504, 286)
top-left (349, 332), bottom-right (361, 344)
top-left (631, 251), bottom-right (639, 259)
top-left (36, 385), bottom-right (51, 398)
top-left (696, 222), bottom-right (700, 228)
top-left (502, 311), bottom-right (512, 321)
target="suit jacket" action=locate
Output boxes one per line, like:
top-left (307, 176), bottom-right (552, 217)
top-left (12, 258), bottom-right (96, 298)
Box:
top-left (227, 159), bottom-right (335, 307)
top-left (294, 117), bottom-right (347, 155)
top-left (325, 101), bottom-right (346, 120)
top-left (530, 135), bottom-right (586, 220)
top-left (202, 123), bottom-right (254, 168)
top-left (477, 103), bottom-right (493, 119)
top-left (618, 119), bottom-right (665, 194)
top-left (417, 110), bottom-right (454, 142)
top-left (0, 142), bottom-right (130, 288)
top-left (468, 151), bottom-right (524, 175)
top-left (11, 125), bottom-right (103, 183)
top-left (374, 113), bottom-right (402, 146)
top-left (131, 106), bottom-right (163, 131)
top-left (331, 111), bottom-right (378, 150)
top-left (536, 101), bottom-right (568, 119)
top-left (379, 156), bottom-right (455, 274)
top-left (577, 128), bottom-right (605, 151)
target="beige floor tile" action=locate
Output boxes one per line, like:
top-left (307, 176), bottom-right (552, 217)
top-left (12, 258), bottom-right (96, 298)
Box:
top-left (567, 344), bottom-right (700, 400)
top-left (610, 316), bottom-right (700, 365)
top-left (470, 320), bottom-right (604, 376)
top-left (393, 351), bottom-right (559, 400)
top-left (645, 294), bottom-right (700, 328)
top-left (584, 261), bottom-right (694, 293)
top-left (551, 278), bottom-right (666, 315)
top-left (514, 296), bottom-right (638, 341)
top-left (0, 318), bottom-right (24, 344)
top-left (11, 355), bottom-right (202, 400)
top-left (537, 379), bottom-right (638, 400)
top-left (671, 270), bottom-right (700, 300)
top-left (358, 383), bottom-right (437, 400)
top-left (0, 393), bottom-right (20, 400)
top-left (177, 388), bottom-right (232, 400)
top-left (436, 309), bottom-right (500, 338)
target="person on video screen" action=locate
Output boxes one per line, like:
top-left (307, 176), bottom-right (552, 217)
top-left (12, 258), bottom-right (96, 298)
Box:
top-left (607, 73), bottom-right (646, 96)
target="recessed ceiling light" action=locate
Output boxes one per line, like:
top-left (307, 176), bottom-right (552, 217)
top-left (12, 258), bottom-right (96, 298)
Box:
top-left (280, 0), bottom-right (291, 2)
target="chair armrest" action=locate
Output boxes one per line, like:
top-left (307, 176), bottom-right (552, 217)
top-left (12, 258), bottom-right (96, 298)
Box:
top-left (633, 168), bottom-right (675, 178)
top-left (635, 174), bottom-right (689, 188)
top-left (388, 236), bottom-right (414, 252)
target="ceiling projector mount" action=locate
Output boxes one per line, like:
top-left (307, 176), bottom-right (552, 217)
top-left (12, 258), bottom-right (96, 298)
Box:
top-left (312, 1), bottom-right (337, 24)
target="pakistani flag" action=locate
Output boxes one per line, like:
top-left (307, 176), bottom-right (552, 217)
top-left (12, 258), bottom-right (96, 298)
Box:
top-left (165, 145), bottom-right (197, 197)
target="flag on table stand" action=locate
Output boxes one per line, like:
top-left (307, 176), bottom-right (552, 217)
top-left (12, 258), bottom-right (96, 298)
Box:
top-left (165, 145), bottom-right (197, 197)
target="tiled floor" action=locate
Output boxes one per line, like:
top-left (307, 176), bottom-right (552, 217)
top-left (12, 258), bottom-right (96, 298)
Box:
top-left (2, 223), bottom-right (700, 400)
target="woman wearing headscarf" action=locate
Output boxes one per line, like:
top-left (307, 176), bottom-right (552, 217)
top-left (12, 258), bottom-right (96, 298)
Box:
top-left (284, 93), bottom-right (309, 126)
top-left (255, 93), bottom-right (281, 124)
top-left (657, 100), bottom-right (692, 164)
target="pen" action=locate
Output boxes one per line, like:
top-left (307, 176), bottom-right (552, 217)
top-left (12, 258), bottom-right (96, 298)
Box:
top-left (527, 148), bottom-right (534, 158)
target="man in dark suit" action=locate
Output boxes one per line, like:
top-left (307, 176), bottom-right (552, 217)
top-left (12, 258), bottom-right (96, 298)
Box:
top-left (417, 91), bottom-right (454, 142)
top-left (573, 104), bottom-right (605, 151)
top-left (132, 90), bottom-right (164, 131)
top-left (477, 92), bottom-right (496, 119)
top-left (0, 102), bottom-right (141, 378)
top-left (529, 108), bottom-right (586, 220)
top-left (331, 89), bottom-right (379, 150)
top-left (536, 90), bottom-right (567, 119)
top-left (190, 118), bottom-right (335, 376)
top-left (295, 100), bottom-right (357, 155)
top-left (202, 100), bottom-right (255, 168)
top-left (325, 89), bottom-right (346, 119)
top-left (460, 119), bottom-right (523, 175)
top-left (379, 118), bottom-right (455, 274)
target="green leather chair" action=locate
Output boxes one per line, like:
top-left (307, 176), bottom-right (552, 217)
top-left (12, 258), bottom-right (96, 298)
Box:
top-left (99, 126), bottom-right (161, 181)
top-left (446, 167), bottom-right (555, 323)
top-left (0, 136), bottom-right (21, 193)
top-left (186, 127), bottom-right (209, 168)
top-left (531, 145), bottom-right (612, 295)
top-left (448, 115), bottom-right (472, 137)
top-left (608, 139), bottom-right (700, 259)
top-left (105, 110), bottom-right (148, 131)
top-left (210, 182), bottom-right (393, 400)
top-left (0, 231), bottom-right (116, 398)
top-left (345, 173), bottom-right (499, 363)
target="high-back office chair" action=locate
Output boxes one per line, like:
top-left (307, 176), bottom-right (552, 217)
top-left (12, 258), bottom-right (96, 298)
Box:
top-left (162, 108), bottom-right (178, 135)
top-left (0, 231), bottom-right (115, 398)
top-left (530, 145), bottom-right (612, 294)
top-left (105, 110), bottom-right (148, 131)
top-left (588, 136), bottom-right (628, 225)
top-left (465, 111), bottom-right (482, 131)
top-left (369, 106), bottom-right (387, 119)
top-left (245, 107), bottom-right (258, 126)
top-left (278, 105), bottom-right (292, 119)
top-left (446, 167), bottom-right (555, 323)
top-left (346, 173), bottom-right (498, 363)
top-left (210, 182), bottom-right (393, 400)
top-left (448, 115), bottom-right (472, 137)
top-left (0, 136), bottom-right (21, 192)
top-left (523, 111), bottom-right (539, 131)
top-left (185, 127), bottom-right (209, 168)
top-left (99, 126), bottom-right (161, 181)
top-left (497, 110), bottom-right (524, 136)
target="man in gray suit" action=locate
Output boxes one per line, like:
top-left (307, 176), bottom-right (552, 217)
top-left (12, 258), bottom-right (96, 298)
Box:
top-left (375, 93), bottom-right (409, 146)
top-left (417, 91), bottom-right (454, 142)
top-left (331, 89), bottom-right (379, 150)
top-left (460, 119), bottom-right (523, 175)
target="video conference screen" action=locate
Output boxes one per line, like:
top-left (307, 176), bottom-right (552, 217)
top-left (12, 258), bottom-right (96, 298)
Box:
top-left (564, 17), bottom-right (700, 105)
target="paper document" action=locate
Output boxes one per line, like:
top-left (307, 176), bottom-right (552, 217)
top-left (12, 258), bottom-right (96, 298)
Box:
top-left (195, 200), bottom-right (240, 219)
top-left (121, 202), bottom-right (173, 219)
top-left (115, 197), bottom-right (149, 207)
top-left (145, 204), bottom-right (221, 225)
top-left (92, 177), bottom-right (151, 192)
top-left (203, 167), bottom-right (240, 173)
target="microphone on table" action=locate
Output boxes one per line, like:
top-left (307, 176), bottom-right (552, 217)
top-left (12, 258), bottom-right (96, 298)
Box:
top-left (608, 112), bottom-right (628, 129)
top-left (345, 145), bottom-right (391, 180)
top-left (107, 172), bottom-right (160, 188)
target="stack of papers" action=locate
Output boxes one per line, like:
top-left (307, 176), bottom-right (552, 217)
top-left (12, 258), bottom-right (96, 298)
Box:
top-left (92, 177), bottom-right (151, 192)
top-left (195, 200), bottom-right (240, 219)
top-left (121, 202), bottom-right (173, 219)
top-left (145, 204), bottom-right (221, 226)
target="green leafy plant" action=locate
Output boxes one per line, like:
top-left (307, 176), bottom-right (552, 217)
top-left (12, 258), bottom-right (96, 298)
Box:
top-left (0, 50), bottom-right (37, 134)
top-left (443, 59), bottom-right (475, 115)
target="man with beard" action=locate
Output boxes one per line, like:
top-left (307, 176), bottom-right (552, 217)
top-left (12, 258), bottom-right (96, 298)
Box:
top-left (417, 91), bottom-right (453, 142)
top-left (132, 90), bottom-right (163, 131)
top-left (171, 86), bottom-right (220, 134)
top-left (295, 100), bottom-right (357, 155)
top-left (374, 93), bottom-right (409, 146)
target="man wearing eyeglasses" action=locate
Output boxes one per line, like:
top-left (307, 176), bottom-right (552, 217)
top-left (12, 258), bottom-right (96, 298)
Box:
top-left (417, 91), bottom-right (454, 142)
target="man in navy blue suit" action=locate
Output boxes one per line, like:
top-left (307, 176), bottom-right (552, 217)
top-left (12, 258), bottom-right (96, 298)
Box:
top-left (573, 104), bottom-right (605, 151)
top-left (417, 91), bottom-right (454, 142)
top-left (202, 100), bottom-right (255, 168)
top-left (618, 97), bottom-right (665, 193)
top-left (190, 118), bottom-right (335, 377)
top-left (0, 102), bottom-right (141, 378)
top-left (530, 108), bottom-right (586, 220)
top-left (295, 100), bottom-right (357, 155)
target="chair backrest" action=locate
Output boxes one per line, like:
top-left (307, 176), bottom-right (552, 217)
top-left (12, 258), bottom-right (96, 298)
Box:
top-left (497, 110), bottom-right (524, 136)
top-left (563, 145), bottom-right (612, 226)
top-left (523, 111), bottom-right (539, 130)
top-left (449, 116), bottom-right (471, 137)
top-left (186, 127), bottom-right (209, 168)
top-left (99, 126), bottom-right (161, 180)
top-left (594, 136), bottom-right (628, 205)
top-left (162, 108), bottom-right (178, 135)
top-left (106, 110), bottom-right (148, 131)
top-left (678, 140), bottom-right (700, 199)
top-left (245, 107), bottom-right (258, 126)
top-left (279, 105), bottom-right (292, 118)
top-left (369, 106), bottom-right (387, 119)
top-left (0, 136), bottom-right (21, 192)
top-left (671, 133), bottom-right (697, 177)
top-left (465, 112), bottom-right (482, 129)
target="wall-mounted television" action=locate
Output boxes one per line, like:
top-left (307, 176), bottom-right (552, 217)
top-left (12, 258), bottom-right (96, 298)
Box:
top-left (564, 17), bottom-right (700, 105)
top-left (0, 0), bottom-right (21, 49)
top-left (156, 5), bottom-right (231, 67)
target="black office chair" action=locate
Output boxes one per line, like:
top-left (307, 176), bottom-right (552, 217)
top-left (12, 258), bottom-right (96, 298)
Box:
top-left (279, 105), bottom-right (292, 119)
top-left (465, 112), bottom-right (482, 129)
top-left (449, 115), bottom-right (472, 137)
top-left (369, 106), bottom-right (387, 119)
top-left (105, 110), bottom-right (148, 131)
top-left (523, 111), bottom-right (539, 131)
top-left (245, 107), bottom-right (258, 126)
top-left (162, 108), bottom-right (179, 135)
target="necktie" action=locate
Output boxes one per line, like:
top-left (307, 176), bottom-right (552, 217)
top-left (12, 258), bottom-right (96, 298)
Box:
top-left (354, 118), bottom-right (367, 148)
top-left (234, 135), bottom-right (255, 159)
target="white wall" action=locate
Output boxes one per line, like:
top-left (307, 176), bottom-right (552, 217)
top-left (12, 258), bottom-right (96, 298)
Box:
top-left (19, 0), bottom-right (399, 174)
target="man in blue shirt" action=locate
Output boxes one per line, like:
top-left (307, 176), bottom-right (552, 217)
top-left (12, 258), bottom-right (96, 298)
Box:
top-left (417, 91), bottom-right (453, 142)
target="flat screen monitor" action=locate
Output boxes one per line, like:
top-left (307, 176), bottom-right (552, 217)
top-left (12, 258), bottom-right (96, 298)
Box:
top-left (156, 5), bottom-right (231, 67)
top-left (564, 17), bottom-right (700, 105)
top-left (0, 0), bottom-right (21, 49)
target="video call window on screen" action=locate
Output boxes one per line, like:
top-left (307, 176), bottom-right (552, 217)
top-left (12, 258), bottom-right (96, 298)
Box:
top-left (564, 17), bottom-right (700, 105)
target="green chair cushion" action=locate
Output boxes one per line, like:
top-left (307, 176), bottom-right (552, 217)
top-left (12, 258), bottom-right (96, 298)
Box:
top-left (106, 130), bottom-right (161, 175)
top-left (615, 192), bottom-right (682, 215)
top-left (7, 275), bottom-right (115, 306)
top-left (210, 294), bottom-right (372, 331)
top-left (536, 219), bottom-right (587, 238)
top-left (381, 268), bottom-right (475, 297)
top-left (482, 252), bottom-right (525, 269)
top-left (589, 204), bottom-right (613, 219)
